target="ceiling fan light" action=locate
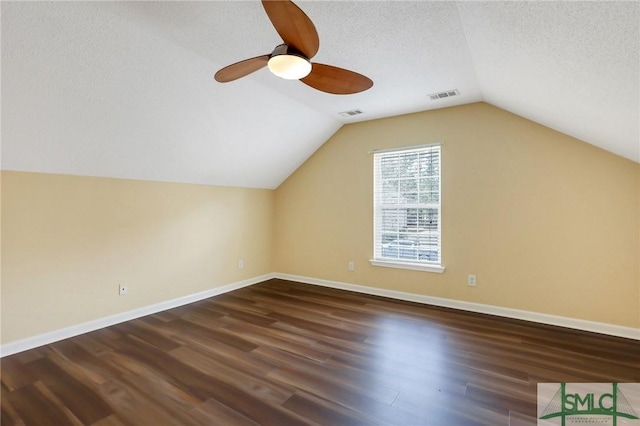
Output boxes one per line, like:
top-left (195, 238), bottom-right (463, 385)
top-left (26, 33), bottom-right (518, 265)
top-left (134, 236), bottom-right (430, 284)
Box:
top-left (268, 54), bottom-right (312, 80)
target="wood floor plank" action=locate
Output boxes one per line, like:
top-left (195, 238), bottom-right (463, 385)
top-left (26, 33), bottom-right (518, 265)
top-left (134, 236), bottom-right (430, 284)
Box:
top-left (90, 415), bottom-right (128, 426)
top-left (6, 383), bottom-right (77, 426)
top-left (256, 346), bottom-right (400, 407)
top-left (170, 345), bottom-right (296, 405)
top-left (97, 379), bottom-right (199, 426)
top-left (282, 390), bottom-right (384, 426)
top-left (0, 390), bottom-right (24, 426)
top-left (48, 340), bottom-right (117, 385)
top-left (189, 398), bottom-right (260, 426)
top-left (115, 335), bottom-right (309, 425)
top-left (464, 382), bottom-right (535, 418)
top-left (508, 410), bottom-right (537, 426)
top-left (110, 321), bottom-right (182, 352)
top-left (105, 350), bottom-right (202, 413)
top-left (0, 357), bottom-right (36, 391)
top-left (27, 357), bottom-right (113, 424)
top-left (221, 320), bottom-right (332, 363)
top-left (31, 381), bottom-right (84, 426)
top-left (11, 347), bottom-right (50, 365)
top-left (392, 389), bottom-right (504, 426)
top-left (2, 278), bottom-right (639, 426)
top-left (207, 304), bottom-right (278, 328)
top-left (170, 318), bottom-right (259, 353)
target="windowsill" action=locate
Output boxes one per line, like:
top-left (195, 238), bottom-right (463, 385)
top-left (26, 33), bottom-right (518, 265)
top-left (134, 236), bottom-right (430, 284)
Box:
top-left (369, 259), bottom-right (445, 273)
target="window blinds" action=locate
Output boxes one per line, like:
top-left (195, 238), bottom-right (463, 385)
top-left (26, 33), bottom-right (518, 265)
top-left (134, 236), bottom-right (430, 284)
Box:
top-left (373, 144), bottom-right (441, 264)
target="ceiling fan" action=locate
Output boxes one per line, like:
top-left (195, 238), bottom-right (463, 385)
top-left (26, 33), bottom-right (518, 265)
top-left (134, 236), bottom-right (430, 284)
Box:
top-left (214, 0), bottom-right (373, 95)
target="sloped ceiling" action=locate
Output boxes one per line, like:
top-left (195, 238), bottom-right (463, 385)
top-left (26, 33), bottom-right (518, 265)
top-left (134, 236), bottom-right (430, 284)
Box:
top-left (2, 1), bottom-right (638, 189)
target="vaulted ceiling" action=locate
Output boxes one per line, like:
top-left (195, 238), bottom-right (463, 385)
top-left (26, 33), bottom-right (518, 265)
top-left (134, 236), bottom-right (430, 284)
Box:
top-left (2, 1), bottom-right (638, 189)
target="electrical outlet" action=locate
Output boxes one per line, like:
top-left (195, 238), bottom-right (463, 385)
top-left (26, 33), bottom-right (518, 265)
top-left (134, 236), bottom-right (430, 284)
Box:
top-left (467, 275), bottom-right (477, 287)
top-left (119, 284), bottom-right (128, 295)
top-left (238, 259), bottom-right (244, 270)
top-left (348, 261), bottom-right (355, 271)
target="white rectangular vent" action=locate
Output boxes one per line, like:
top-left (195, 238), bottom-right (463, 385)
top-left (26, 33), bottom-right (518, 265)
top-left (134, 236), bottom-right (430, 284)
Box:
top-left (338, 109), bottom-right (363, 117)
top-left (429, 89), bottom-right (460, 101)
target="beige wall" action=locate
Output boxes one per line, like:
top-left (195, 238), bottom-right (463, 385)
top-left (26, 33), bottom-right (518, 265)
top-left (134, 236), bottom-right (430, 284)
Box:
top-left (274, 102), bottom-right (640, 328)
top-left (2, 102), bottom-right (638, 346)
top-left (1, 171), bottom-right (274, 344)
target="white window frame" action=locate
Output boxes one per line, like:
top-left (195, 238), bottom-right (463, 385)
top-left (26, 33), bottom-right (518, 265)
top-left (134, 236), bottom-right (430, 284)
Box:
top-left (370, 143), bottom-right (445, 273)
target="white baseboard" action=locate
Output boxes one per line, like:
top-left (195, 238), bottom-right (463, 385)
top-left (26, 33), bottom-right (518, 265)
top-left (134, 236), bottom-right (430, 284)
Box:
top-left (275, 273), bottom-right (640, 341)
top-left (3, 271), bottom-right (637, 357)
top-left (0, 274), bottom-right (275, 357)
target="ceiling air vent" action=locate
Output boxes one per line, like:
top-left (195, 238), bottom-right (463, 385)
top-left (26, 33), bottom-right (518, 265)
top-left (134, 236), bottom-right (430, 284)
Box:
top-left (428, 89), bottom-right (460, 101)
top-left (338, 109), bottom-right (363, 117)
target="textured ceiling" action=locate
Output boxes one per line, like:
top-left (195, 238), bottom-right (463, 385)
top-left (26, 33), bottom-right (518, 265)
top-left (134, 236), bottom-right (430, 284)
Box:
top-left (2, 1), bottom-right (638, 189)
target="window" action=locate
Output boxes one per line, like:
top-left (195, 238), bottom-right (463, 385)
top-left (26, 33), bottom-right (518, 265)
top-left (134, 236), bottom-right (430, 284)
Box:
top-left (371, 143), bottom-right (444, 273)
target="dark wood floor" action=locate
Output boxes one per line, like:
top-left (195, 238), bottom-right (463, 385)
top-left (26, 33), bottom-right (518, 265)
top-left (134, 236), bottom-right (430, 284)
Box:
top-left (2, 279), bottom-right (639, 425)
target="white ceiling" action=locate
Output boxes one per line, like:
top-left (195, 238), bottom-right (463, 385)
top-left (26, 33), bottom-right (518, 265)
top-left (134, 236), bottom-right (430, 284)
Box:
top-left (2, 1), bottom-right (638, 189)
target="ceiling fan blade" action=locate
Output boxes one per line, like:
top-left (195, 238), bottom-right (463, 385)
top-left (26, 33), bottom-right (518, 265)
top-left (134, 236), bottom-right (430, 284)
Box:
top-left (301, 63), bottom-right (373, 95)
top-left (262, 0), bottom-right (319, 59)
top-left (214, 55), bottom-right (270, 82)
